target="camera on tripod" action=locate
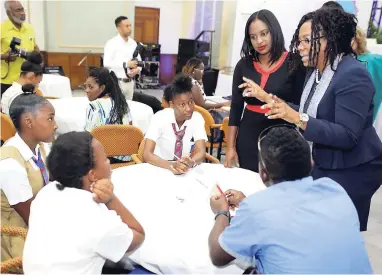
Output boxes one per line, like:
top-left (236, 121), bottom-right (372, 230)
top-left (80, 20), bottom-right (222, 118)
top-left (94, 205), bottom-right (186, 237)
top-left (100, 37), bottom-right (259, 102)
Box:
top-left (10, 37), bottom-right (31, 59)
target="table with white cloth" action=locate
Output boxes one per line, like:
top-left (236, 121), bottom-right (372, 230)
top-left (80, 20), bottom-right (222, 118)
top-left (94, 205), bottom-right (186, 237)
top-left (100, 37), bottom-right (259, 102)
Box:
top-left (39, 74), bottom-right (72, 98)
top-left (215, 71), bottom-right (233, 97)
top-left (112, 163), bottom-right (266, 274)
top-left (205, 96), bottom-right (231, 113)
top-left (48, 97), bottom-right (154, 135)
top-left (374, 105), bottom-right (382, 141)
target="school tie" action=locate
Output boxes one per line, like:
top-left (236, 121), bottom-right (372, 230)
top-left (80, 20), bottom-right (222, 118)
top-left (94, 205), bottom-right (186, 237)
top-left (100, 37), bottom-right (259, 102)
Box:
top-left (32, 150), bottom-right (49, 186)
top-left (172, 123), bottom-right (187, 160)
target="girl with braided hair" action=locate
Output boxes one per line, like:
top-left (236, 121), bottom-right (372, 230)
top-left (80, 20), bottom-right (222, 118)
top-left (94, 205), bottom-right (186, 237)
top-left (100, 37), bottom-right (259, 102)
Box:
top-left (84, 67), bottom-right (133, 163)
top-left (239, 8), bottom-right (382, 231)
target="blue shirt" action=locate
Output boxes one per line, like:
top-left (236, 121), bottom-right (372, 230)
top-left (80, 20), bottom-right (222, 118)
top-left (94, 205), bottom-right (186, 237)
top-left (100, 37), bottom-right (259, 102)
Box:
top-left (219, 177), bottom-right (372, 274)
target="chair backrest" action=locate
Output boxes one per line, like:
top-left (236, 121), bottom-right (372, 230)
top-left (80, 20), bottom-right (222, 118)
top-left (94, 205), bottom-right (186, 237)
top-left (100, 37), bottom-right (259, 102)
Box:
top-left (90, 125), bottom-right (143, 156)
top-left (222, 117), bottom-right (229, 143)
top-left (194, 105), bottom-right (215, 137)
top-left (1, 113), bottom-right (16, 144)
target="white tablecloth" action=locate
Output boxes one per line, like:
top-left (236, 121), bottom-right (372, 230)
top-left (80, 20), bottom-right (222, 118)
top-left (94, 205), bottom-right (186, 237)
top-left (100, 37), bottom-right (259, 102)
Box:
top-left (112, 163), bottom-right (266, 274)
top-left (215, 71), bottom-right (233, 97)
top-left (374, 105), bottom-right (382, 141)
top-left (39, 74), bottom-right (72, 98)
top-left (48, 97), bottom-right (154, 135)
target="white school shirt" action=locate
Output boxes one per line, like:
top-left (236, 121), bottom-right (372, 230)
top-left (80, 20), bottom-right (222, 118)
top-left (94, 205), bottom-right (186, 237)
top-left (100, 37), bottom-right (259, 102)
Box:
top-left (1, 82), bottom-right (23, 115)
top-left (103, 35), bottom-right (142, 79)
top-left (145, 108), bottom-right (207, 160)
top-left (0, 133), bottom-right (50, 205)
top-left (23, 182), bottom-right (133, 275)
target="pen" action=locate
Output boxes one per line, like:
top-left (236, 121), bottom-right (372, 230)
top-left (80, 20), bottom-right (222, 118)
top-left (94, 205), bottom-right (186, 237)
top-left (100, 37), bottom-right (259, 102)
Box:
top-left (173, 154), bottom-right (193, 168)
top-left (216, 184), bottom-right (224, 195)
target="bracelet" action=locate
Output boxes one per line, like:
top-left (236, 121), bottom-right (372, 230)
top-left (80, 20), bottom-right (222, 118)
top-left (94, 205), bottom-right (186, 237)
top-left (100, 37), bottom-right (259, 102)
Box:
top-left (105, 196), bottom-right (114, 205)
top-left (215, 210), bottom-right (231, 223)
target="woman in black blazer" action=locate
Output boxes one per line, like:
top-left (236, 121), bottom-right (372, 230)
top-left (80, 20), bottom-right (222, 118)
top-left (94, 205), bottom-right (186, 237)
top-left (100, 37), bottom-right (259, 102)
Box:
top-left (240, 9), bottom-right (382, 231)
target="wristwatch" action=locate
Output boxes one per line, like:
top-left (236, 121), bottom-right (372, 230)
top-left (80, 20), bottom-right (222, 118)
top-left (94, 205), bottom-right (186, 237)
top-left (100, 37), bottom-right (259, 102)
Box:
top-left (215, 210), bottom-right (231, 223)
top-left (296, 113), bottom-right (309, 128)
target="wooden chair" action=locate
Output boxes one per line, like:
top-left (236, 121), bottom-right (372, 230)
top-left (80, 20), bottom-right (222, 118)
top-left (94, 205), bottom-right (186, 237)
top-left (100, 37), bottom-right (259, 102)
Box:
top-left (131, 139), bottom-right (220, 164)
top-left (194, 105), bottom-right (226, 159)
top-left (90, 125), bottom-right (144, 169)
top-left (1, 226), bottom-right (27, 274)
top-left (1, 113), bottom-right (16, 145)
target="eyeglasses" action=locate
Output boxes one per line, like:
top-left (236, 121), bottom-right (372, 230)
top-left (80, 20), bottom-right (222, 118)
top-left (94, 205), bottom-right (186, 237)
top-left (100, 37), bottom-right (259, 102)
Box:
top-left (296, 36), bottom-right (325, 48)
top-left (194, 68), bottom-right (204, 72)
top-left (258, 124), bottom-right (300, 170)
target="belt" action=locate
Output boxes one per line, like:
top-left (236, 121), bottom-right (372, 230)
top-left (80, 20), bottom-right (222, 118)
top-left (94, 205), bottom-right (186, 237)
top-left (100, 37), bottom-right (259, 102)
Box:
top-left (118, 78), bottom-right (132, 83)
top-left (246, 104), bottom-right (270, 114)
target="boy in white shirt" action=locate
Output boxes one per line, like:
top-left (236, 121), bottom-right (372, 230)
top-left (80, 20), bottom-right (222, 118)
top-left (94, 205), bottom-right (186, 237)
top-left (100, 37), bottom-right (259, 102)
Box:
top-left (143, 73), bottom-right (207, 174)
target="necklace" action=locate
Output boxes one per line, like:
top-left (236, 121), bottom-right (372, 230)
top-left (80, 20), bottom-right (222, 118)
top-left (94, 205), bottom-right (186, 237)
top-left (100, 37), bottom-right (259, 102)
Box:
top-left (315, 69), bottom-right (320, 84)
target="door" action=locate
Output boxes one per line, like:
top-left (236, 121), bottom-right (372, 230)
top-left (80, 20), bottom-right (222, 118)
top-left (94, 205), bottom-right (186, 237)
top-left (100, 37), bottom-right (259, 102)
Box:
top-left (134, 7), bottom-right (160, 43)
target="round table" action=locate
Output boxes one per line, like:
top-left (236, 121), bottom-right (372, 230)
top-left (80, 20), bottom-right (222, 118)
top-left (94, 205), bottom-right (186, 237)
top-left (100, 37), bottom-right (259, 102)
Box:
top-left (112, 163), bottom-right (266, 274)
top-left (48, 97), bottom-right (154, 135)
top-left (39, 74), bottom-right (72, 98)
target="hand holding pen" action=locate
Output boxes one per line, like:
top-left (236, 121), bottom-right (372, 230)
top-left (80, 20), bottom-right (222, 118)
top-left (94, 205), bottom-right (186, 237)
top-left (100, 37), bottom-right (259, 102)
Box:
top-left (169, 155), bottom-right (189, 175)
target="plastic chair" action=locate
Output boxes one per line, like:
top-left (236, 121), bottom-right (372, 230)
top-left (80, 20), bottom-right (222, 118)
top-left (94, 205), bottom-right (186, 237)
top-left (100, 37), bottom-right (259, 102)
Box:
top-left (194, 105), bottom-right (226, 159)
top-left (90, 125), bottom-right (144, 169)
top-left (1, 113), bottom-right (16, 145)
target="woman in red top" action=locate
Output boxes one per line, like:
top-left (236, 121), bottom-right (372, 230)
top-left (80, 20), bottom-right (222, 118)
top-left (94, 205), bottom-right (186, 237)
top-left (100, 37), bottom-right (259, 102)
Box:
top-left (225, 9), bottom-right (305, 172)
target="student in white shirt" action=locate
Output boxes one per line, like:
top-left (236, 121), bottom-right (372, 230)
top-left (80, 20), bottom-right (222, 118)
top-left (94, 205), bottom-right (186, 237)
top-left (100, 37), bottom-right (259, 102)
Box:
top-left (1, 52), bottom-right (43, 115)
top-left (0, 85), bottom-right (58, 265)
top-left (23, 131), bottom-right (145, 274)
top-left (84, 67), bottom-right (133, 164)
top-left (143, 73), bottom-right (207, 175)
top-left (103, 16), bottom-right (142, 100)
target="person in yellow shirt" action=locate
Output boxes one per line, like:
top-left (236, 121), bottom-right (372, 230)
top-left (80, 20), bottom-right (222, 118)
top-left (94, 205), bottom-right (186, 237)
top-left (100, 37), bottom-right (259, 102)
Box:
top-left (1, 0), bottom-right (39, 95)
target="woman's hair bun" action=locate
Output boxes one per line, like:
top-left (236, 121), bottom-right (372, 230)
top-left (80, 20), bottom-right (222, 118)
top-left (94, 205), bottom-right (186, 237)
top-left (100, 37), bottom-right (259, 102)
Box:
top-left (22, 83), bottom-right (36, 94)
top-left (27, 51), bottom-right (43, 65)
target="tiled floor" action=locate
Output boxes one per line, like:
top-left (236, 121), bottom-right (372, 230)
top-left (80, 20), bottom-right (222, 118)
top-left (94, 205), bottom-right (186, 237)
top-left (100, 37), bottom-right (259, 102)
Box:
top-left (72, 87), bottom-right (382, 272)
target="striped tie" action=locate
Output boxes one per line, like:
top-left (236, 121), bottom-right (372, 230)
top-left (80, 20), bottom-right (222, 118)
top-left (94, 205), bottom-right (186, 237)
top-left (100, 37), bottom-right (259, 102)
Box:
top-left (32, 150), bottom-right (49, 186)
top-left (172, 123), bottom-right (187, 160)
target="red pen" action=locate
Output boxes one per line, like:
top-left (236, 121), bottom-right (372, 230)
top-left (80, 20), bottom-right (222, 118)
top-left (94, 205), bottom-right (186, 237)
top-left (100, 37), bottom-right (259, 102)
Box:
top-left (216, 184), bottom-right (224, 195)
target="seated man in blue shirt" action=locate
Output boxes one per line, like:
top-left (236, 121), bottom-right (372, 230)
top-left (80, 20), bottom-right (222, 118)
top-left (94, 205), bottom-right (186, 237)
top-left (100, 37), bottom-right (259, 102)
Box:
top-left (208, 125), bottom-right (372, 274)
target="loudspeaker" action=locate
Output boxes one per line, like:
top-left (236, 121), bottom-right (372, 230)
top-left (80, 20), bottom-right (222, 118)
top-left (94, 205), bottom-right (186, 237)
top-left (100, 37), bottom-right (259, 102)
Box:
top-left (202, 69), bottom-right (219, 96)
top-left (178, 39), bottom-right (210, 56)
top-left (43, 66), bottom-right (65, 76)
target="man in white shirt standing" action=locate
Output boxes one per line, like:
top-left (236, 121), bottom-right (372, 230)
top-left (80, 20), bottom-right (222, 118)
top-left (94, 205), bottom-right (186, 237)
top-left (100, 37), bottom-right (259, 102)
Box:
top-left (103, 16), bottom-right (141, 100)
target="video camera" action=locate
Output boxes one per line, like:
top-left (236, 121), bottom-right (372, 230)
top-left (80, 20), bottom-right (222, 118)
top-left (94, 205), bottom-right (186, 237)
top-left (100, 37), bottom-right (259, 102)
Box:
top-left (10, 37), bottom-right (31, 59)
top-left (123, 42), bottom-right (146, 73)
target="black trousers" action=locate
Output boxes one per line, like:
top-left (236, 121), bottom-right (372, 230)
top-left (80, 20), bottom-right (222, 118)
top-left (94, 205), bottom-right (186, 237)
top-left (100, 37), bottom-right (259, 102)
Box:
top-left (1, 83), bottom-right (12, 95)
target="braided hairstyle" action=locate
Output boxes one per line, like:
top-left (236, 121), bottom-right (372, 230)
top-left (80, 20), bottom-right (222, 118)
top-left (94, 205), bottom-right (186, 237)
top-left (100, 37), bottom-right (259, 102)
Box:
top-left (289, 9), bottom-right (357, 72)
top-left (88, 67), bottom-right (129, 124)
top-left (259, 126), bottom-right (311, 182)
top-left (47, 131), bottom-right (95, 190)
top-left (288, 12), bottom-right (315, 73)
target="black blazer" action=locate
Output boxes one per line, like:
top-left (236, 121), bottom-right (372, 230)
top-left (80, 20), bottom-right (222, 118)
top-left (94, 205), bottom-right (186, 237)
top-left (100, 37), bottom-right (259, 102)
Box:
top-left (303, 56), bottom-right (382, 169)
